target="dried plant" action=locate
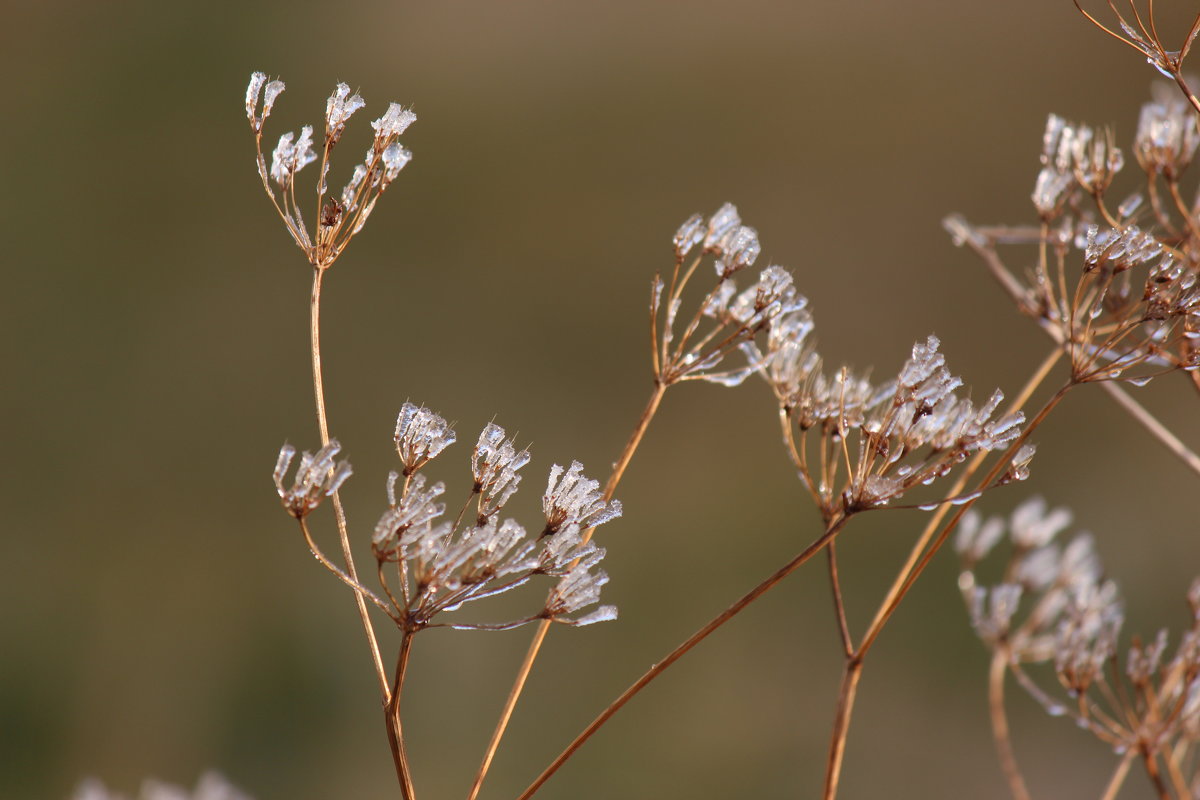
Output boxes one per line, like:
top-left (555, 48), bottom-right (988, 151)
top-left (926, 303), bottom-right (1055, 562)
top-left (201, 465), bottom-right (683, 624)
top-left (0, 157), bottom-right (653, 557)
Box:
top-left (76, 5), bottom-right (1200, 798)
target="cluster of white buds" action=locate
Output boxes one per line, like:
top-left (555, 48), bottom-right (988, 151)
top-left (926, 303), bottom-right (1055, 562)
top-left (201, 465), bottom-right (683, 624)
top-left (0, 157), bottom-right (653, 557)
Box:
top-left (948, 89), bottom-right (1200, 386)
top-left (245, 72), bottom-right (416, 268)
top-left (395, 402), bottom-right (457, 476)
top-left (542, 461), bottom-right (623, 536)
top-left (73, 772), bottom-right (252, 800)
top-left (1034, 115), bottom-right (1125, 216)
top-left (1134, 84), bottom-right (1200, 179)
top-left (272, 440), bottom-right (352, 519)
top-left (370, 405), bottom-right (619, 630)
top-left (958, 497), bottom-right (1200, 761)
top-left (653, 204), bottom-right (807, 387)
top-left (754, 317), bottom-right (1029, 513)
top-left (471, 423), bottom-right (531, 524)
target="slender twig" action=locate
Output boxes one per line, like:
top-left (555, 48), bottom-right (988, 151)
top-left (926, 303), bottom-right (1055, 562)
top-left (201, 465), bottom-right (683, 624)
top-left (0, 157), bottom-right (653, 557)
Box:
top-left (822, 659), bottom-right (863, 800)
top-left (826, 543), bottom-right (853, 658)
top-left (1139, 747), bottom-right (1171, 800)
top-left (1098, 380), bottom-right (1200, 476)
top-left (385, 632), bottom-right (417, 800)
top-left (310, 266), bottom-right (389, 699)
top-left (516, 515), bottom-right (849, 800)
top-left (297, 518), bottom-right (401, 622)
top-left (1100, 750), bottom-right (1137, 800)
top-left (465, 379), bottom-right (669, 800)
top-left (989, 647), bottom-right (1032, 800)
top-left (821, 378), bottom-right (1070, 800)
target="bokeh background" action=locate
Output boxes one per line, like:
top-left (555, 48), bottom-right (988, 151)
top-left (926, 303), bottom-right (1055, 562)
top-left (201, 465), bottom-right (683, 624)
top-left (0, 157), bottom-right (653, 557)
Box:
top-left (4, 1), bottom-right (1199, 798)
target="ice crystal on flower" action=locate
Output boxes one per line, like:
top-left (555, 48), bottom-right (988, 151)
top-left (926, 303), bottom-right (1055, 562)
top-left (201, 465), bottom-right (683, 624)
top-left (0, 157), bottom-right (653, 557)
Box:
top-left (394, 402), bottom-right (456, 475)
top-left (703, 202), bottom-right (741, 251)
top-left (673, 212), bottom-right (705, 258)
top-left (373, 472), bottom-right (446, 550)
top-left (372, 103), bottom-right (417, 140)
top-left (472, 423), bottom-right (531, 521)
top-left (269, 126), bottom-right (317, 186)
top-left (1135, 85), bottom-right (1200, 177)
top-left (273, 440), bottom-right (352, 518)
top-left (325, 82), bottom-right (365, 144)
top-left (543, 461), bottom-right (622, 535)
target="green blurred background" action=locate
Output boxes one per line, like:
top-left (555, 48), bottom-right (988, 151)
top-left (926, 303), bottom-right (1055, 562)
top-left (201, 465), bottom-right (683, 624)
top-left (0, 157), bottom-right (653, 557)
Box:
top-left (4, 1), bottom-right (1199, 798)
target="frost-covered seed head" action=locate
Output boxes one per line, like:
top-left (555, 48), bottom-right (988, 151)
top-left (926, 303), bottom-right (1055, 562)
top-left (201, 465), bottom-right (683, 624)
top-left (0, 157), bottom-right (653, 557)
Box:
top-left (372, 103), bottom-right (417, 141)
top-left (394, 402), bottom-right (456, 475)
top-left (472, 422), bottom-right (531, 521)
top-left (273, 440), bottom-right (352, 518)
top-left (673, 213), bottom-right (705, 259)
top-left (542, 461), bottom-right (622, 535)
top-left (325, 82), bottom-right (366, 144)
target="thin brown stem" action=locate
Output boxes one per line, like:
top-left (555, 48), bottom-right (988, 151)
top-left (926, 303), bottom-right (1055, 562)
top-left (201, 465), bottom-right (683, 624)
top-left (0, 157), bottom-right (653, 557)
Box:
top-left (822, 659), bottom-right (863, 800)
top-left (385, 632), bottom-right (417, 800)
top-left (310, 267), bottom-right (390, 700)
top-left (297, 518), bottom-right (401, 622)
top-left (864, 385), bottom-right (1072, 657)
top-left (465, 380), bottom-right (669, 800)
top-left (517, 516), bottom-right (849, 800)
top-left (819, 382), bottom-right (1071, 800)
top-left (1140, 747), bottom-right (1172, 800)
top-left (826, 543), bottom-right (853, 658)
top-left (989, 647), bottom-right (1032, 800)
top-left (1100, 750), bottom-right (1137, 800)
top-left (1098, 380), bottom-right (1200, 476)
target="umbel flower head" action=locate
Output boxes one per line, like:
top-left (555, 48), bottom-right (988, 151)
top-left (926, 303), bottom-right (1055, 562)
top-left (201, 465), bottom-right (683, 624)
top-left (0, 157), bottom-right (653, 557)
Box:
top-left (752, 311), bottom-right (1030, 515)
top-left (245, 72), bottom-right (416, 269)
top-left (651, 203), bottom-right (808, 387)
top-left (946, 84), bottom-right (1200, 386)
top-left (273, 440), bottom-right (352, 518)
top-left (362, 405), bottom-right (620, 631)
top-left (957, 496), bottom-right (1200, 764)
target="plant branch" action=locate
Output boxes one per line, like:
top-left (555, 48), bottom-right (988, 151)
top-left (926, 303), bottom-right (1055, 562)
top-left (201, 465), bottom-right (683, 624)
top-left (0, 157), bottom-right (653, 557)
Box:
top-left (516, 515), bottom-right (849, 800)
top-left (465, 380), bottom-right (669, 800)
top-left (989, 647), bottom-right (1032, 800)
top-left (310, 266), bottom-right (390, 700)
top-left (385, 632), bottom-right (417, 800)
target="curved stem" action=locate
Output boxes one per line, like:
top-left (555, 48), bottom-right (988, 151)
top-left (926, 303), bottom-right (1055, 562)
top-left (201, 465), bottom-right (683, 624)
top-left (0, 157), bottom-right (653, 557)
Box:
top-left (826, 542), bottom-right (852, 658)
top-left (517, 515), bottom-right (849, 800)
top-left (298, 518), bottom-right (401, 622)
top-left (989, 648), bottom-right (1032, 800)
top-left (465, 380), bottom-right (668, 800)
top-left (310, 267), bottom-right (389, 699)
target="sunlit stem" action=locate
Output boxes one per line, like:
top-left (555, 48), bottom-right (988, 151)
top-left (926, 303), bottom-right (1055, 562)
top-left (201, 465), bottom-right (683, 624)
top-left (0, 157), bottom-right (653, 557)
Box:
top-left (465, 379), bottom-right (669, 800)
top-left (517, 515), bottom-right (849, 800)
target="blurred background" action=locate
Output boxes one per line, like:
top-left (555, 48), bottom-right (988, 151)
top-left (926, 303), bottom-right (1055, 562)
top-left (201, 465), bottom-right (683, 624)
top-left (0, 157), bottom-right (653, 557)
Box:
top-left (4, 1), bottom-right (1199, 798)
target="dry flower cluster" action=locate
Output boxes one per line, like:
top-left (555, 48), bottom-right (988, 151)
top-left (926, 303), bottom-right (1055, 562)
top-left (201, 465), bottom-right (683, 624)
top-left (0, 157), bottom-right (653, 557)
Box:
top-left (75, 3), bottom-right (1200, 799)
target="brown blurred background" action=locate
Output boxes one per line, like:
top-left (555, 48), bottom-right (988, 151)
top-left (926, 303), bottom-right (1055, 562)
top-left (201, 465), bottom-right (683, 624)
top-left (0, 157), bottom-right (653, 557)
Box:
top-left (4, 1), bottom-right (1199, 798)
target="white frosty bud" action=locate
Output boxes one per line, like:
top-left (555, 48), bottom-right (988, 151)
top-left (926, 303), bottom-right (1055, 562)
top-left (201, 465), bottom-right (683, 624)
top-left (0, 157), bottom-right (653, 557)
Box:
top-left (394, 402), bottom-right (456, 474)
top-left (273, 440), bottom-right (352, 518)
top-left (673, 213), bottom-right (705, 258)
top-left (704, 203), bottom-right (741, 250)
top-left (325, 82), bottom-right (366, 143)
top-left (382, 143), bottom-right (412, 181)
top-left (372, 102), bottom-right (417, 140)
top-left (269, 126), bottom-right (317, 186)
